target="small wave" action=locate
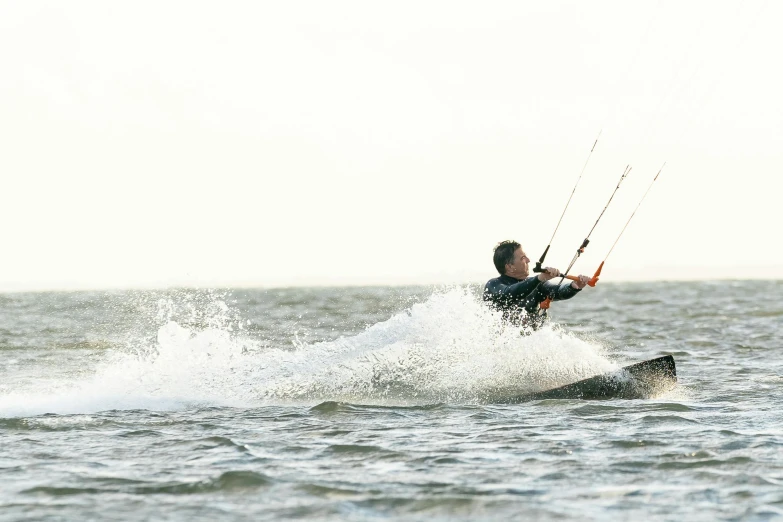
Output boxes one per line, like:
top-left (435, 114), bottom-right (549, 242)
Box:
top-left (138, 471), bottom-right (272, 494)
top-left (116, 429), bottom-right (163, 438)
top-left (323, 444), bottom-right (389, 455)
top-left (0, 414), bottom-right (114, 431)
top-left (642, 402), bottom-right (696, 412)
top-left (657, 456), bottom-right (753, 470)
top-left (185, 436), bottom-right (250, 453)
top-left (571, 404), bottom-right (628, 416)
top-left (606, 439), bottom-right (668, 448)
top-left (640, 414), bottom-right (700, 425)
top-left (296, 483), bottom-right (362, 498)
top-left (744, 309), bottom-right (783, 317)
top-left (22, 486), bottom-right (105, 496)
top-left (22, 471), bottom-right (273, 496)
top-left (310, 401), bottom-right (446, 414)
top-left (54, 340), bottom-right (117, 351)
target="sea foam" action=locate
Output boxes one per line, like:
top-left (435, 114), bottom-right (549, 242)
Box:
top-left (0, 287), bottom-right (618, 416)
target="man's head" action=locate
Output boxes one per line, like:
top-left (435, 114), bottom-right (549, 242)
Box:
top-left (493, 240), bottom-right (530, 278)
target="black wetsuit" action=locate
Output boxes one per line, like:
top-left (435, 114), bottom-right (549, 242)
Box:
top-left (483, 274), bottom-right (581, 327)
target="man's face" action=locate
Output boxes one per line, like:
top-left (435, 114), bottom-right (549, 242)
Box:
top-left (505, 247), bottom-right (530, 278)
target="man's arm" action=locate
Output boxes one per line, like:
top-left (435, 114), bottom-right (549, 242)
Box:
top-left (484, 277), bottom-right (542, 299)
top-left (540, 273), bottom-right (591, 301)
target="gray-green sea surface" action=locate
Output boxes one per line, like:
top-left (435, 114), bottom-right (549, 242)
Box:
top-left (1, 281), bottom-right (781, 521)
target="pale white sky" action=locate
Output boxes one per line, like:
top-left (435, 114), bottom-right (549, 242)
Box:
top-left (1, 1), bottom-right (781, 292)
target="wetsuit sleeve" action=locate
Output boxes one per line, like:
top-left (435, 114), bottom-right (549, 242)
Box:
top-left (484, 277), bottom-right (542, 299)
top-left (540, 280), bottom-right (581, 301)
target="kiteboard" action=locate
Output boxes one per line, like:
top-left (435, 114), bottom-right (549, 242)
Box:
top-left (496, 354), bottom-right (677, 403)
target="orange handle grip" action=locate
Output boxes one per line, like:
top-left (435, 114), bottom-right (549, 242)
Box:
top-left (557, 261), bottom-right (604, 287)
top-left (588, 261), bottom-right (604, 287)
top-left (561, 274), bottom-right (600, 287)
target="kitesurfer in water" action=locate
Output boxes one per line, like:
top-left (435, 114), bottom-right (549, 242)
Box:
top-left (483, 240), bottom-right (591, 328)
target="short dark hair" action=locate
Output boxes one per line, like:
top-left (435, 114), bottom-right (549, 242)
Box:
top-left (493, 240), bottom-right (521, 275)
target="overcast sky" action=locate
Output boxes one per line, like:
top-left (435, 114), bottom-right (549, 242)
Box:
top-left (1, 1), bottom-right (781, 292)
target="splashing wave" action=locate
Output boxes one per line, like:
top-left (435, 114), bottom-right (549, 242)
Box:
top-left (0, 288), bottom-right (619, 416)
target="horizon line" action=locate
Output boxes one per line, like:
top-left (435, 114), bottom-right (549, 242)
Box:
top-left (1, 275), bottom-right (781, 295)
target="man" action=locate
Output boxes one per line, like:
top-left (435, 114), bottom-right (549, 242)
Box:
top-left (483, 240), bottom-right (591, 328)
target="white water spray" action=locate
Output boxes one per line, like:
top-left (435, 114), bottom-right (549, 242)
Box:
top-left (0, 288), bottom-right (620, 416)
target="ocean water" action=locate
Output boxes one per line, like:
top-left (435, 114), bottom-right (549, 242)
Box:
top-left (1, 281), bottom-right (781, 521)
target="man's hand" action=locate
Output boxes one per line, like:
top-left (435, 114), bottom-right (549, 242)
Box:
top-left (537, 267), bottom-right (560, 282)
top-left (571, 275), bottom-right (590, 289)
